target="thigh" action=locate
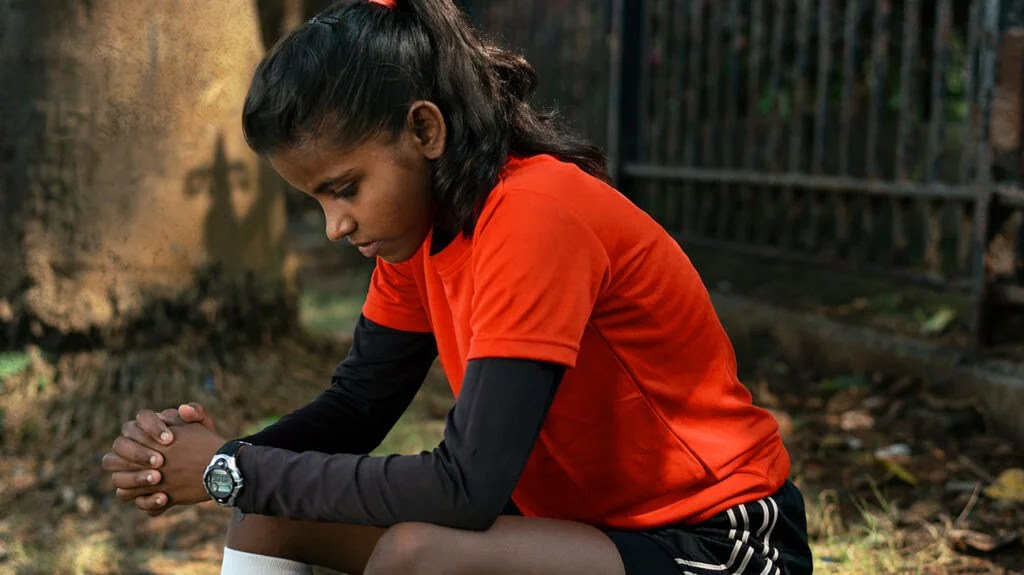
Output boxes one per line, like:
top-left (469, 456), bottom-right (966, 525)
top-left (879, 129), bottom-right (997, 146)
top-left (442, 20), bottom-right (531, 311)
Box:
top-left (635, 481), bottom-right (813, 575)
top-left (367, 515), bottom-right (627, 575)
top-left (226, 511), bottom-right (386, 574)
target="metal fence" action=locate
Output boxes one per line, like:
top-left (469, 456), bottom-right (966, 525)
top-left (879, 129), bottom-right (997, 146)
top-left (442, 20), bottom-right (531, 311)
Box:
top-left (462, 0), bottom-right (1024, 350)
top-left (461, 0), bottom-right (614, 151)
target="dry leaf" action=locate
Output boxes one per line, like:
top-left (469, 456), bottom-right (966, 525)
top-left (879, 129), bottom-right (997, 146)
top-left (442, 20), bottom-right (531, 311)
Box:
top-left (879, 458), bottom-right (918, 485)
top-left (839, 409), bottom-right (875, 431)
top-left (948, 528), bottom-right (1019, 553)
top-left (983, 468), bottom-right (1024, 502)
top-left (874, 443), bottom-right (912, 461)
top-left (920, 306), bottom-right (957, 335)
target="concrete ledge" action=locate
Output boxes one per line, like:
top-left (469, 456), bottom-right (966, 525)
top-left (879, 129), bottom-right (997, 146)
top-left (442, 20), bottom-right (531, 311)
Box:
top-left (712, 292), bottom-right (1024, 448)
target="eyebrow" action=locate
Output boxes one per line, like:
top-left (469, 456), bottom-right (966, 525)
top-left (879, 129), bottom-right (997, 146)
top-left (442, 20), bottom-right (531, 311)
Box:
top-left (310, 170), bottom-right (357, 197)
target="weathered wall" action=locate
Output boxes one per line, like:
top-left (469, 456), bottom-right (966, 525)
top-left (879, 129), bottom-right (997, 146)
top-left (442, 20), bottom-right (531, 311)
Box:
top-left (0, 1), bottom-right (293, 343)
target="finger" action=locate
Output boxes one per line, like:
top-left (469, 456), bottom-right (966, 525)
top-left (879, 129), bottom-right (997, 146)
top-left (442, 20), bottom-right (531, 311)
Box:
top-left (102, 451), bottom-right (151, 472)
top-left (115, 482), bottom-right (163, 500)
top-left (136, 409), bottom-right (173, 445)
top-left (112, 436), bottom-right (164, 468)
top-left (158, 407), bottom-right (185, 427)
top-left (116, 484), bottom-right (163, 502)
top-left (180, 402), bottom-right (215, 431)
top-left (134, 493), bottom-right (170, 515)
top-left (121, 420), bottom-right (161, 449)
top-left (111, 469), bottom-right (162, 491)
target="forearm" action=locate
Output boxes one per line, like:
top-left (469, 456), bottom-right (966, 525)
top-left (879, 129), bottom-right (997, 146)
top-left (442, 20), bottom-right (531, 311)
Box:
top-left (234, 358), bottom-right (563, 530)
top-left (241, 386), bottom-right (398, 455)
top-left (243, 314), bottom-right (437, 454)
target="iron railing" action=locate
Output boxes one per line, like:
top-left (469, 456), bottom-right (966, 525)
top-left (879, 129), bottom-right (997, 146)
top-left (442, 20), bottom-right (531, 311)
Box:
top-left (461, 0), bottom-right (1024, 350)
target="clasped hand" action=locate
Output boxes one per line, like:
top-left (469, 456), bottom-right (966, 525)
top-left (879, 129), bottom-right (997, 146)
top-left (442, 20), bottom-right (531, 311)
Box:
top-left (101, 403), bottom-right (227, 516)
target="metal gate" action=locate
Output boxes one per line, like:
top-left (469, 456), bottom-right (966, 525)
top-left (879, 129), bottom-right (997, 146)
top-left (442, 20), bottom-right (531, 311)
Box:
top-left (462, 0), bottom-right (1024, 350)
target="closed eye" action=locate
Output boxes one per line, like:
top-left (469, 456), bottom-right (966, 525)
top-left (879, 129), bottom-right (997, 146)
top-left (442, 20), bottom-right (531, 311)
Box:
top-left (331, 184), bottom-right (358, 200)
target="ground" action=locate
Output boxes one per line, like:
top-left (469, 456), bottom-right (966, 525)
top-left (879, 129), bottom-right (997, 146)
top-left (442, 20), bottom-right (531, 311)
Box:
top-left (1, 238), bottom-right (1022, 574)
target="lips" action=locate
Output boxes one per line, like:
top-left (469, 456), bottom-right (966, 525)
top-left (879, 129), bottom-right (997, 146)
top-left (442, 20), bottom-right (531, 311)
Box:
top-left (355, 240), bottom-right (383, 258)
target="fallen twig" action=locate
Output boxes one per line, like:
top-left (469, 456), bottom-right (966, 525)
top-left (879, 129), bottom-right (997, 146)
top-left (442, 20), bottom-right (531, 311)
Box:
top-left (953, 482), bottom-right (981, 528)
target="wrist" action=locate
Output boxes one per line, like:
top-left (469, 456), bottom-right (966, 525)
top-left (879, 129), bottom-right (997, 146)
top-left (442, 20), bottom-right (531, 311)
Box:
top-left (202, 439), bottom-right (251, 507)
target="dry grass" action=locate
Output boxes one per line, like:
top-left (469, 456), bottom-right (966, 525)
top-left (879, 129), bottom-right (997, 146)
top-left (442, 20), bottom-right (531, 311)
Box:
top-left (803, 480), bottom-right (1021, 574)
top-left (2, 286), bottom-right (1021, 574)
top-left (0, 331), bottom-right (450, 575)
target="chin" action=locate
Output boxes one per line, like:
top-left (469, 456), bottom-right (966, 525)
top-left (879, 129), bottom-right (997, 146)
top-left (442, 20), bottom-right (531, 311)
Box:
top-left (380, 231), bottom-right (429, 264)
top-left (380, 249), bottom-right (415, 264)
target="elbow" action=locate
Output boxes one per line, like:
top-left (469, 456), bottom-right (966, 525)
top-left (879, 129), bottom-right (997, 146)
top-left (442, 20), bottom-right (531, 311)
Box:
top-left (431, 447), bottom-right (519, 531)
top-left (443, 483), bottom-right (508, 531)
top-left (450, 505), bottom-right (502, 531)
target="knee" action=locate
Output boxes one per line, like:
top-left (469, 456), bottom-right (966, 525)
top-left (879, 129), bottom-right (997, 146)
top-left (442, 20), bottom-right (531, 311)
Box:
top-left (365, 522), bottom-right (445, 575)
top-left (225, 513), bottom-right (301, 560)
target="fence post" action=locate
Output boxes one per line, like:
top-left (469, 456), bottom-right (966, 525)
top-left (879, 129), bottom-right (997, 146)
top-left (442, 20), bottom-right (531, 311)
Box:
top-left (608, 0), bottom-right (644, 201)
top-left (970, 0), bottom-right (1001, 352)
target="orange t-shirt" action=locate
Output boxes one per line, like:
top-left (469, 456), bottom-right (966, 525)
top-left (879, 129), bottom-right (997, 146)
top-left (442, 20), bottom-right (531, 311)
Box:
top-left (362, 154), bottom-right (789, 529)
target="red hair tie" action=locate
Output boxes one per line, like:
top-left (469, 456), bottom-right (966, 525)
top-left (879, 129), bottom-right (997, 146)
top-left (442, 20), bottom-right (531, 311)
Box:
top-left (309, 0), bottom-right (393, 26)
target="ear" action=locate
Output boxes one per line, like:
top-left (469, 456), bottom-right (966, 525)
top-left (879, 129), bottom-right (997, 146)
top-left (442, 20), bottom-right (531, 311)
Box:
top-left (406, 100), bottom-right (446, 160)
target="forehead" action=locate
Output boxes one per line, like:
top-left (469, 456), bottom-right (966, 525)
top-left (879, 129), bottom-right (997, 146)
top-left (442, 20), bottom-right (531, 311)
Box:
top-left (270, 135), bottom-right (396, 187)
top-left (272, 136), bottom-right (364, 170)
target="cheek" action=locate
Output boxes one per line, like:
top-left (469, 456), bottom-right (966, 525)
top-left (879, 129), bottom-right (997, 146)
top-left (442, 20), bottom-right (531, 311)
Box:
top-left (391, 173), bottom-right (433, 225)
top-left (395, 198), bottom-right (432, 234)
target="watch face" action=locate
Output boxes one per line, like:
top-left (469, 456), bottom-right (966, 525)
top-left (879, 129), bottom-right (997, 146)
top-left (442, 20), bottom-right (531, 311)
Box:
top-left (205, 468), bottom-right (234, 497)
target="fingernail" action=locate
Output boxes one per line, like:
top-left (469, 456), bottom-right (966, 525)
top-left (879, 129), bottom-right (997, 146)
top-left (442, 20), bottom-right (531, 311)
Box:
top-left (160, 431), bottom-right (172, 443)
top-left (147, 473), bottom-right (155, 484)
top-left (149, 455), bottom-right (158, 466)
top-left (155, 496), bottom-right (165, 506)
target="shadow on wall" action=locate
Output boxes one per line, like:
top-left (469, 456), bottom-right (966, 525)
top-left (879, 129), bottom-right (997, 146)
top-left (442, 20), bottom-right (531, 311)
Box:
top-left (184, 132), bottom-right (287, 281)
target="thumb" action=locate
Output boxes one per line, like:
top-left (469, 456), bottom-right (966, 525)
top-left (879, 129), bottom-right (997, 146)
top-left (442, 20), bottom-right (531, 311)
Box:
top-left (178, 402), bottom-right (216, 431)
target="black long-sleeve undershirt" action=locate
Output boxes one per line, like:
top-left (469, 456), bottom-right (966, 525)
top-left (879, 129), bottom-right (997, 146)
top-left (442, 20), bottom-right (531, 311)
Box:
top-left (241, 315), bottom-right (438, 455)
top-left (235, 314), bottom-right (563, 530)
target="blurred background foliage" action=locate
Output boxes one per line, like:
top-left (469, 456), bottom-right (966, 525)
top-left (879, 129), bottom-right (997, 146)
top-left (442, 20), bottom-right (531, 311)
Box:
top-left (0, 1), bottom-right (1022, 574)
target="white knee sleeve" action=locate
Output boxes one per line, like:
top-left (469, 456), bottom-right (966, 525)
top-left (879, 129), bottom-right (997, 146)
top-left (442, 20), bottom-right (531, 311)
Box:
top-left (220, 547), bottom-right (313, 575)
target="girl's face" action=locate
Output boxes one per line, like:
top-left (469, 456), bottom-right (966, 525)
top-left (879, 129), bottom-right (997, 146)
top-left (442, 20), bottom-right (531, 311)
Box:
top-left (269, 103), bottom-right (445, 264)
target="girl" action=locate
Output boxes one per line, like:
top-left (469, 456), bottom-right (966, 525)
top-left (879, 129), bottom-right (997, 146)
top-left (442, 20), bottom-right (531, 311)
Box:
top-left (103, 0), bottom-right (813, 573)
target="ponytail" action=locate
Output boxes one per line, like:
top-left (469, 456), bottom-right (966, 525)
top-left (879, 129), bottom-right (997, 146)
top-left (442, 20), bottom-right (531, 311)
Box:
top-left (243, 0), bottom-right (608, 236)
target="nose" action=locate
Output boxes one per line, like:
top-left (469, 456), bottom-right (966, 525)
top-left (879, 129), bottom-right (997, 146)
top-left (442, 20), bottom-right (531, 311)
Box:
top-left (323, 205), bottom-right (355, 242)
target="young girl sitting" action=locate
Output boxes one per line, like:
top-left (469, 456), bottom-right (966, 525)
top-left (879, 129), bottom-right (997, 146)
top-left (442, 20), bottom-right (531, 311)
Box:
top-left (103, 0), bottom-right (813, 573)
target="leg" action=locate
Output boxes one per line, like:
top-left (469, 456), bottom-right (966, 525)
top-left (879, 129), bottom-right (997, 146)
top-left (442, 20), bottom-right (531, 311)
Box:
top-left (365, 516), bottom-right (627, 575)
top-left (226, 511), bottom-right (386, 574)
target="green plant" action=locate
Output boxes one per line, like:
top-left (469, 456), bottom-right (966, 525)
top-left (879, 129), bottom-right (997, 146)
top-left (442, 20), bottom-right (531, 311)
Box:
top-left (0, 352), bottom-right (31, 380)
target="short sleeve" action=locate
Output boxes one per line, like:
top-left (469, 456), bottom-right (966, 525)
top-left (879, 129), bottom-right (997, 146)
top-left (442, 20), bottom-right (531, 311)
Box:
top-left (362, 253), bottom-right (433, 333)
top-left (468, 188), bottom-right (610, 367)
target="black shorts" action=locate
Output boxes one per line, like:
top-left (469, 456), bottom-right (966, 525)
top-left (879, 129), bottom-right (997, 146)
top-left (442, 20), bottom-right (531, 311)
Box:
top-left (602, 481), bottom-right (813, 575)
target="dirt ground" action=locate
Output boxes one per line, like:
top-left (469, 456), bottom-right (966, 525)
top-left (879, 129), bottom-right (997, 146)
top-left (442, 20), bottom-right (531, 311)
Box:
top-left (747, 345), bottom-right (1024, 574)
top-left (2, 326), bottom-right (1023, 574)
top-left (1, 235), bottom-right (1023, 574)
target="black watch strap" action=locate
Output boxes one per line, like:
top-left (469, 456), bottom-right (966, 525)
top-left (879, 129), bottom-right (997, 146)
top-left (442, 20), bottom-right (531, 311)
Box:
top-left (217, 439), bottom-right (251, 457)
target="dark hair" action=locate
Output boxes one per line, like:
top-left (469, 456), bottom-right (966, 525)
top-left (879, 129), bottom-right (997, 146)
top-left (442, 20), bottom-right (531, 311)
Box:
top-left (242, 0), bottom-right (609, 235)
